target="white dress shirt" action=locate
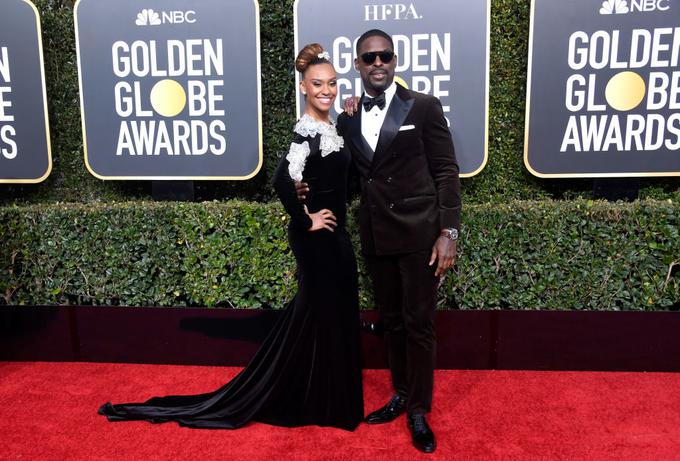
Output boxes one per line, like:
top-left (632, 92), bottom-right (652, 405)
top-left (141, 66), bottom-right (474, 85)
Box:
top-left (361, 82), bottom-right (397, 152)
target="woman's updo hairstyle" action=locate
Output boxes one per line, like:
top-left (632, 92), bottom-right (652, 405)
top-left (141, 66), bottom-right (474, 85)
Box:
top-left (295, 43), bottom-right (330, 75)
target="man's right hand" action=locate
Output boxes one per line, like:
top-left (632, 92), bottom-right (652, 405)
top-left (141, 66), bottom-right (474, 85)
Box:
top-left (295, 181), bottom-right (309, 201)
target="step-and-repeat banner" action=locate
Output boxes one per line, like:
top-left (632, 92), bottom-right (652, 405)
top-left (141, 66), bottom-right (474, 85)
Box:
top-left (525, 0), bottom-right (680, 177)
top-left (75, 0), bottom-right (262, 180)
top-left (0, 0), bottom-right (51, 184)
top-left (294, 0), bottom-right (490, 177)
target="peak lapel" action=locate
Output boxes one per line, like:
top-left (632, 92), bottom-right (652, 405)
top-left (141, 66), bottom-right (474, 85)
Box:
top-left (346, 99), bottom-right (375, 165)
top-left (372, 85), bottom-right (414, 169)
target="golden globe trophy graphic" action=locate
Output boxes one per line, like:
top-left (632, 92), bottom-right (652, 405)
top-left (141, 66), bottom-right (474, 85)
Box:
top-left (149, 79), bottom-right (186, 118)
top-left (75, 0), bottom-right (262, 180)
top-left (525, 0), bottom-right (680, 177)
top-left (604, 71), bottom-right (646, 112)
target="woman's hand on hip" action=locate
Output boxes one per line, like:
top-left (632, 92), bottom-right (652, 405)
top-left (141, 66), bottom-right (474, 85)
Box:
top-left (305, 206), bottom-right (337, 232)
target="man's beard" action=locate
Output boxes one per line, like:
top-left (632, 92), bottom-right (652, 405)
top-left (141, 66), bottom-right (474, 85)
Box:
top-left (365, 71), bottom-right (392, 94)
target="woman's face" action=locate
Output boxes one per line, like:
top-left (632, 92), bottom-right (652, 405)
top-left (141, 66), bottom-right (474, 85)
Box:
top-left (300, 63), bottom-right (337, 115)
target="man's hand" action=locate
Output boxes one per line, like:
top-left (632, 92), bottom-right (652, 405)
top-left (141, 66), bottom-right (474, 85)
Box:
top-left (429, 236), bottom-right (457, 277)
top-left (294, 181), bottom-right (309, 201)
top-left (343, 96), bottom-right (360, 116)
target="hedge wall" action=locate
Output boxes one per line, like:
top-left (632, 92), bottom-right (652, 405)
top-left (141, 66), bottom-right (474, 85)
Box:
top-left (1, 1), bottom-right (678, 311)
top-left (2, 200), bottom-right (678, 309)
top-left (2, 0), bottom-right (677, 205)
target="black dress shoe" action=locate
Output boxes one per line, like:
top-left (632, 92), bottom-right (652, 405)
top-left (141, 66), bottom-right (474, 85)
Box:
top-left (407, 413), bottom-right (436, 453)
top-left (364, 394), bottom-right (407, 424)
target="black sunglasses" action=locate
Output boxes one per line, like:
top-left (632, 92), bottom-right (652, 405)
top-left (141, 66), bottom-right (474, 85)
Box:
top-left (359, 50), bottom-right (395, 65)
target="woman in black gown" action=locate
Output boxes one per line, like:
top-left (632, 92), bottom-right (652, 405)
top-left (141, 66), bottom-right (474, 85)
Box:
top-left (98, 44), bottom-right (363, 431)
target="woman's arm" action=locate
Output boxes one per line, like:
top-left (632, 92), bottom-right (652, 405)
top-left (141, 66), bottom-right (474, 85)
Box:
top-left (272, 136), bottom-right (336, 232)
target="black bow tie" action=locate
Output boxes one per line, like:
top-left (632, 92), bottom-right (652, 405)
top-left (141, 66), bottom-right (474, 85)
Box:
top-left (363, 93), bottom-right (386, 111)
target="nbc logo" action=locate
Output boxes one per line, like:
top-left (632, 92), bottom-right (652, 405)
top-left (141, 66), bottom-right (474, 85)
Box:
top-left (599, 0), bottom-right (670, 14)
top-left (136, 9), bottom-right (161, 26)
top-left (135, 8), bottom-right (197, 26)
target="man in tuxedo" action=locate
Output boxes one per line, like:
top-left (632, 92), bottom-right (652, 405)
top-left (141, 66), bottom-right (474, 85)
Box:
top-left (298, 29), bottom-right (460, 453)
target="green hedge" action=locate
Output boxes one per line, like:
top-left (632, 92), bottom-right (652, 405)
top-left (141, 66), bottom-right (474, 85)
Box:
top-left (1, 0), bottom-right (675, 205)
top-left (2, 200), bottom-right (677, 309)
top-left (1, 2), bottom-right (677, 311)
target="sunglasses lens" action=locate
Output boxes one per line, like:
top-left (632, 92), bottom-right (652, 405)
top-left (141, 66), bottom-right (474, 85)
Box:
top-left (361, 52), bottom-right (377, 64)
top-left (361, 51), bottom-right (394, 64)
top-left (379, 52), bottom-right (394, 63)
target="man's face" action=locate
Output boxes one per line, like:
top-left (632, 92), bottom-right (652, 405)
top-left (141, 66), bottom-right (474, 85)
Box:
top-left (354, 35), bottom-right (397, 96)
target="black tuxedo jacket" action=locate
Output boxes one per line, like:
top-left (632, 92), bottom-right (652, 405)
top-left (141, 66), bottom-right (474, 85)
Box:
top-left (338, 84), bottom-right (461, 256)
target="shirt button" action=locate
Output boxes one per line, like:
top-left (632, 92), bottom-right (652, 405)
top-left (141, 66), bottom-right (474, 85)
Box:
top-left (386, 177), bottom-right (392, 183)
top-left (389, 203), bottom-right (394, 209)
top-left (367, 178), bottom-right (373, 183)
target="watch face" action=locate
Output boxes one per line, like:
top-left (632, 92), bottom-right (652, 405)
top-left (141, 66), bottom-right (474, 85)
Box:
top-left (441, 228), bottom-right (458, 240)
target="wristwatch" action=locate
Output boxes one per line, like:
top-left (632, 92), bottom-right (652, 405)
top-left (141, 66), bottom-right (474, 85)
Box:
top-left (440, 228), bottom-right (458, 241)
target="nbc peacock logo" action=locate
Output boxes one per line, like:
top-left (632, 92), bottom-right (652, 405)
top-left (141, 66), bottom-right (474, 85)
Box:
top-left (599, 0), bottom-right (629, 14)
top-left (598, 0), bottom-right (671, 14)
top-left (135, 9), bottom-right (161, 26)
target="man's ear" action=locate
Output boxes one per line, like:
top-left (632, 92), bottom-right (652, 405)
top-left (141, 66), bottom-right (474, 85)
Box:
top-left (354, 58), bottom-right (359, 71)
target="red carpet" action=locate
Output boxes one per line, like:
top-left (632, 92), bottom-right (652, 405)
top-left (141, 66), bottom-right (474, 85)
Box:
top-left (1, 362), bottom-right (679, 460)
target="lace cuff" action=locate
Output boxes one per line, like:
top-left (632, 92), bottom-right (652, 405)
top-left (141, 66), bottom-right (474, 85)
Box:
top-left (286, 141), bottom-right (310, 182)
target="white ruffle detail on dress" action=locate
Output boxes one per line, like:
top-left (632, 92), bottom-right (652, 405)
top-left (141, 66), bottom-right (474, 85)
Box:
top-left (287, 114), bottom-right (344, 181)
top-left (286, 141), bottom-right (310, 182)
top-left (294, 114), bottom-right (344, 157)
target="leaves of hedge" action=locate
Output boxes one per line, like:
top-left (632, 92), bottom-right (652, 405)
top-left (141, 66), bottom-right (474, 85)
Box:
top-left (2, 200), bottom-right (677, 310)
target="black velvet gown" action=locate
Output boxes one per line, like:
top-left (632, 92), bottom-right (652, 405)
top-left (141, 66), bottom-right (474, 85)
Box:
top-left (98, 117), bottom-right (364, 431)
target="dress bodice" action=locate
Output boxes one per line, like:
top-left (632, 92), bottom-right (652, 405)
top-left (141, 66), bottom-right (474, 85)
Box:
top-left (273, 115), bottom-right (351, 231)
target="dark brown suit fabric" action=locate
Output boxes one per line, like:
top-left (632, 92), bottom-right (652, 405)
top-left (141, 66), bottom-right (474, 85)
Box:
top-left (338, 84), bottom-right (461, 413)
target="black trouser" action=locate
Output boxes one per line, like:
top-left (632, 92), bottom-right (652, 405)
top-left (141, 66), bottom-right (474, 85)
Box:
top-left (364, 249), bottom-right (438, 414)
